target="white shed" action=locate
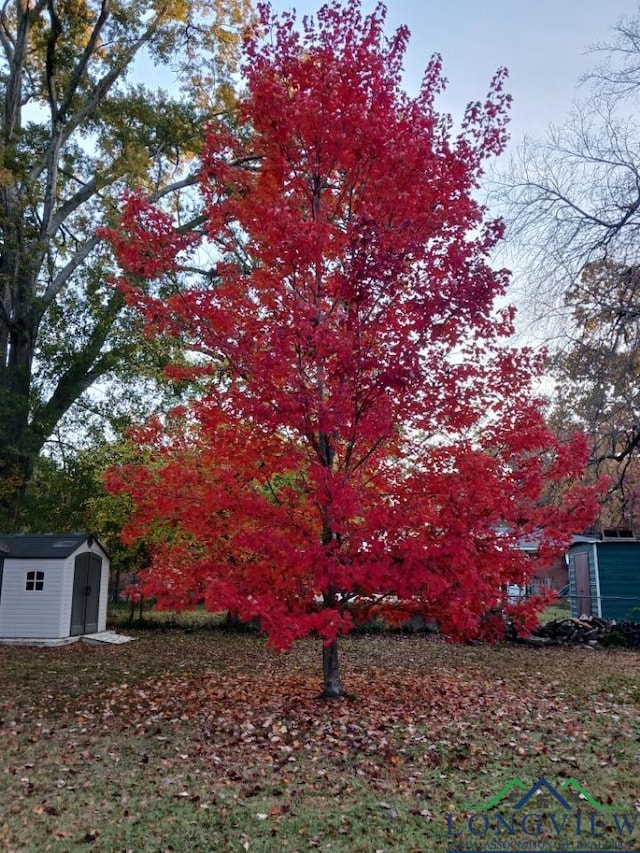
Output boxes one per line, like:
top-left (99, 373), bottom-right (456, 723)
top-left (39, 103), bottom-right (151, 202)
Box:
top-left (0, 533), bottom-right (110, 645)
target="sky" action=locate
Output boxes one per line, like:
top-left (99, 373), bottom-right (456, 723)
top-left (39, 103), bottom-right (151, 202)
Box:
top-left (269, 0), bottom-right (640, 155)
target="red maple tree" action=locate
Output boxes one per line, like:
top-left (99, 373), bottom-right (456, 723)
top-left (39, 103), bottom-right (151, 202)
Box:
top-left (105, 0), bottom-right (597, 697)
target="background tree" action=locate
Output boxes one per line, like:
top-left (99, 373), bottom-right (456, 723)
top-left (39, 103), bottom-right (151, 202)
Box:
top-left (106, 0), bottom-right (597, 698)
top-left (495, 7), bottom-right (640, 528)
top-left (19, 434), bottom-right (150, 599)
top-left (0, 0), bottom-right (251, 529)
top-left (548, 259), bottom-right (640, 527)
top-left (496, 7), bottom-right (640, 326)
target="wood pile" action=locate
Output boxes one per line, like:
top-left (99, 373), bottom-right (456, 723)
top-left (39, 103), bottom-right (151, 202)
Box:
top-left (532, 615), bottom-right (608, 645)
top-left (515, 615), bottom-right (640, 647)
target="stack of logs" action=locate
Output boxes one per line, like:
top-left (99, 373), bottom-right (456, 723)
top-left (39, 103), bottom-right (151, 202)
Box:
top-left (526, 616), bottom-right (640, 648)
top-left (532, 615), bottom-right (608, 645)
top-left (526, 615), bottom-right (640, 647)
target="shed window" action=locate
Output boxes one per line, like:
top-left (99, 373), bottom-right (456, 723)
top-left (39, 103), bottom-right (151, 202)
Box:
top-left (26, 570), bottom-right (44, 591)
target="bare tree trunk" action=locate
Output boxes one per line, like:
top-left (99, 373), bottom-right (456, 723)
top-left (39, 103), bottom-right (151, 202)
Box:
top-left (322, 638), bottom-right (344, 699)
top-left (317, 434), bottom-right (347, 699)
top-left (112, 565), bottom-right (121, 605)
top-left (0, 353), bottom-right (36, 529)
top-left (224, 608), bottom-right (241, 630)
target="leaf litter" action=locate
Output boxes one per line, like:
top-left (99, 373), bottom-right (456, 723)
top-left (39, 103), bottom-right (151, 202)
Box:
top-left (0, 632), bottom-right (638, 851)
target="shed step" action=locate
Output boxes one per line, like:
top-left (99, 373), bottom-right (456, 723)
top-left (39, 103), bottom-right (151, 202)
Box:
top-left (81, 631), bottom-right (134, 645)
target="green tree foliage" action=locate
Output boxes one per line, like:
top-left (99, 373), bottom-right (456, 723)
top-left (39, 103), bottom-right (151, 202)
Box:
top-left (20, 435), bottom-right (149, 596)
top-left (0, 0), bottom-right (251, 529)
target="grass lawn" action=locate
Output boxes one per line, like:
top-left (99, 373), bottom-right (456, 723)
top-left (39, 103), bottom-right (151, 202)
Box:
top-left (1, 630), bottom-right (639, 852)
top-left (537, 602), bottom-right (571, 623)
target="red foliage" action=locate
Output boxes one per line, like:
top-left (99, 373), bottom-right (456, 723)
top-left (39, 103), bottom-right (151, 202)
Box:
top-left (99, 191), bottom-right (198, 281)
top-left (105, 1), bottom-right (598, 667)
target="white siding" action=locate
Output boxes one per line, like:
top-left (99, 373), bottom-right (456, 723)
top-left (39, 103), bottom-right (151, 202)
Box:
top-left (58, 554), bottom-right (75, 636)
top-left (97, 550), bottom-right (109, 632)
top-left (0, 559), bottom-right (66, 638)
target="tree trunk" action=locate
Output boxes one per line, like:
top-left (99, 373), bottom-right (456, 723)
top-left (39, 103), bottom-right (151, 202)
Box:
top-left (322, 638), bottom-right (345, 699)
top-left (224, 608), bottom-right (242, 631)
top-left (318, 435), bottom-right (346, 699)
top-left (112, 565), bottom-right (121, 605)
top-left (0, 370), bottom-right (40, 530)
top-left (0, 345), bottom-right (37, 530)
top-left (0, 176), bottom-right (42, 529)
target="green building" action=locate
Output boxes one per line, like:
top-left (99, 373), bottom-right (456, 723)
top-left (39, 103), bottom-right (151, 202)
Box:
top-left (568, 532), bottom-right (640, 621)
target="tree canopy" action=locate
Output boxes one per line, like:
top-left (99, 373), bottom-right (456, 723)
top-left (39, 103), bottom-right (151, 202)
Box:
top-left (549, 259), bottom-right (640, 527)
top-left (0, 0), bottom-right (251, 528)
top-left (106, 0), bottom-right (597, 697)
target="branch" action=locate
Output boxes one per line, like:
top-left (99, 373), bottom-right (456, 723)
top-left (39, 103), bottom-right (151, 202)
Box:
top-left (45, 0), bottom-right (62, 119)
top-left (57, 0), bottom-right (110, 122)
top-left (0, 0), bottom-right (15, 64)
top-left (58, 14), bottom-right (165, 148)
top-left (28, 10), bottom-right (167, 187)
top-left (593, 426), bottom-right (640, 467)
top-left (151, 173), bottom-right (199, 200)
top-left (31, 287), bottom-right (125, 447)
top-left (41, 234), bottom-right (101, 304)
top-left (42, 172), bottom-right (205, 306)
top-left (3, 0), bottom-right (29, 139)
top-left (38, 0), bottom-right (65, 243)
top-left (47, 174), bottom-right (102, 236)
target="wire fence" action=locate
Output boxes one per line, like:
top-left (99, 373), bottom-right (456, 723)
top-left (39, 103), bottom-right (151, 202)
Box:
top-left (509, 588), bottom-right (640, 621)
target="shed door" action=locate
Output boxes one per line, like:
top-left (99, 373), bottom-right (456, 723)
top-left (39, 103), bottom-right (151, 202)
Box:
top-left (574, 552), bottom-right (592, 616)
top-left (70, 553), bottom-right (102, 636)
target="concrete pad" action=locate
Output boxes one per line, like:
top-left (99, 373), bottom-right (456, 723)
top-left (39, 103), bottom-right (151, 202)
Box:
top-left (0, 636), bottom-right (80, 647)
top-left (81, 631), bottom-right (135, 645)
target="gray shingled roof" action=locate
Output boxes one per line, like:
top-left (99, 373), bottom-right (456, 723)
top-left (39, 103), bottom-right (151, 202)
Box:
top-left (0, 533), bottom-right (102, 559)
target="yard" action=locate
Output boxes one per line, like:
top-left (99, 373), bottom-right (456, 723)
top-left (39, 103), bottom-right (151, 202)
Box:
top-left (0, 628), bottom-right (638, 852)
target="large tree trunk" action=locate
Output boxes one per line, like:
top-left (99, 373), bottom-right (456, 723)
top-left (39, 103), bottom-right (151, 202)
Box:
top-left (0, 274), bottom-right (39, 529)
top-left (0, 385), bottom-right (36, 530)
top-left (0, 144), bottom-right (42, 529)
top-left (322, 638), bottom-right (345, 699)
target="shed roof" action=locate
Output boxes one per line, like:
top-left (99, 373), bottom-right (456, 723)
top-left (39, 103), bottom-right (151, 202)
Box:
top-left (570, 535), bottom-right (640, 547)
top-left (0, 533), bottom-right (103, 559)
